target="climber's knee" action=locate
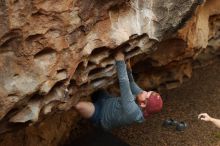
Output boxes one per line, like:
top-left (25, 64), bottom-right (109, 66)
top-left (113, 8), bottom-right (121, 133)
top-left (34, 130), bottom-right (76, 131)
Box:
top-left (74, 101), bottom-right (84, 110)
top-left (74, 101), bottom-right (95, 119)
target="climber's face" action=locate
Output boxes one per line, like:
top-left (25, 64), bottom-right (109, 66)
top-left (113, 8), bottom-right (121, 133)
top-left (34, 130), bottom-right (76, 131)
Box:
top-left (136, 91), bottom-right (151, 108)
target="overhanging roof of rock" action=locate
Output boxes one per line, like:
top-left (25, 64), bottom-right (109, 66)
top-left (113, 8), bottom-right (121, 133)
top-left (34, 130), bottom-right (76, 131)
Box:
top-left (0, 0), bottom-right (205, 124)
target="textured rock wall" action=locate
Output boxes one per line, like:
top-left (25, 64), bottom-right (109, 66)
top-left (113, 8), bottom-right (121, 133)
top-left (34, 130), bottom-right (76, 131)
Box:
top-left (0, 0), bottom-right (220, 146)
top-left (133, 0), bottom-right (220, 90)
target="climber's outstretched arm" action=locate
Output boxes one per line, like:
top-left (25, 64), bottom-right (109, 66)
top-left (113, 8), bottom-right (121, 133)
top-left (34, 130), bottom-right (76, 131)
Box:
top-left (198, 113), bottom-right (220, 128)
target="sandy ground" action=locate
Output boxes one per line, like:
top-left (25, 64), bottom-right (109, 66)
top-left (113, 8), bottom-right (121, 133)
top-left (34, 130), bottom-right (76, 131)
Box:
top-left (65, 60), bottom-right (220, 146)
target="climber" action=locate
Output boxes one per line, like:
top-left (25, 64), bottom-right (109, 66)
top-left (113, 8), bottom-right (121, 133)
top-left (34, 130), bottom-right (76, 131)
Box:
top-left (198, 113), bottom-right (220, 128)
top-left (74, 52), bottom-right (163, 130)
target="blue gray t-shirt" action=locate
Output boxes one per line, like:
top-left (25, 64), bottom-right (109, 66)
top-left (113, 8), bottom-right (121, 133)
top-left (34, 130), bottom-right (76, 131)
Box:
top-left (99, 61), bottom-right (145, 130)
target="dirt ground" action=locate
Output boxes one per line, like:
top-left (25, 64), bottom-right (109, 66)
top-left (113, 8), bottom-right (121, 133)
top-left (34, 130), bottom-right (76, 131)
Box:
top-left (65, 60), bottom-right (220, 146)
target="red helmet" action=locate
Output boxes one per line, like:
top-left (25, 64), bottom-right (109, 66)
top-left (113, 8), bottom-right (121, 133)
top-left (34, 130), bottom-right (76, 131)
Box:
top-left (143, 92), bottom-right (163, 117)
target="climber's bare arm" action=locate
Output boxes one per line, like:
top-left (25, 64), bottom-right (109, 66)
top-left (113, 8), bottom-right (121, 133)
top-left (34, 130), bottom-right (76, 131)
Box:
top-left (198, 113), bottom-right (220, 128)
top-left (211, 118), bottom-right (220, 128)
top-left (74, 101), bottom-right (95, 119)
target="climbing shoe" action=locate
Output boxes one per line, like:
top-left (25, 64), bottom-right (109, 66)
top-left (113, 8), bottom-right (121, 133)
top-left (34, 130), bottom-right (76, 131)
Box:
top-left (162, 119), bottom-right (178, 127)
top-left (176, 122), bottom-right (187, 131)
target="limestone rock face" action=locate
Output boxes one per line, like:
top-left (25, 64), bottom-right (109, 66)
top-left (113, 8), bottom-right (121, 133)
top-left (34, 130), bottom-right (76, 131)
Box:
top-left (0, 0), bottom-right (220, 145)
